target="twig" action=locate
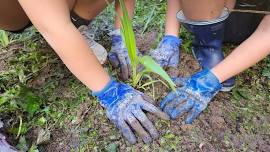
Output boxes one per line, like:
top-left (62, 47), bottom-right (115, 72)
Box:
top-left (16, 116), bottom-right (22, 139)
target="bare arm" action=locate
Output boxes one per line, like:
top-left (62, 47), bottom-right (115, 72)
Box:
top-left (165, 0), bottom-right (181, 36)
top-left (212, 15), bottom-right (270, 82)
top-left (18, 0), bottom-right (110, 92)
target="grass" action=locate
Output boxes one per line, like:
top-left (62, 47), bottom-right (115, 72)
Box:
top-left (0, 0), bottom-right (269, 151)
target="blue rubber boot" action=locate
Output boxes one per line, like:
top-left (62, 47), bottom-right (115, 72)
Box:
top-left (177, 9), bottom-right (235, 92)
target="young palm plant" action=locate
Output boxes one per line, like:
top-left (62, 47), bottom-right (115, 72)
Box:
top-left (118, 0), bottom-right (176, 90)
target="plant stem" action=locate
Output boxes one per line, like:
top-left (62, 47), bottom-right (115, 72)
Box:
top-left (132, 63), bottom-right (137, 87)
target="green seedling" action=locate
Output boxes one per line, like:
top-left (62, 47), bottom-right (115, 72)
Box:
top-left (118, 0), bottom-right (176, 90)
top-left (0, 30), bottom-right (10, 47)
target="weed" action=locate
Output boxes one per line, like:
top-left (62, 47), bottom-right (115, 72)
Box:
top-left (134, 1), bottom-right (166, 36)
top-left (160, 131), bottom-right (181, 151)
top-left (180, 27), bottom-right (192, 53)
top-left (262, 57), bottom-right (270, 79)
top-left (0, 30), bottom-right (10, 47)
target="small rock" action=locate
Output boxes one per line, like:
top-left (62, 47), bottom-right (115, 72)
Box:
top-left (36, 129), bottom-right (51, 145)
top-left (0, 120), bottom-right (3, 128)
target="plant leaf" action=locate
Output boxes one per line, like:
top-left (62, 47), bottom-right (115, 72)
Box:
top-left (0, 30), bottom-right (9, 47)
top-left (0, 96), bottom-right (7, 106)
top-left (138, 56), bottom-right (176, 90)
top-left (19, 88), bottom-right (41, 116)
top-left (16, 136), bottom-right (29, 152)
top-left (119, 0), bottom-right (138, 67)
top-left (118, 0), bottom-right (175, 91)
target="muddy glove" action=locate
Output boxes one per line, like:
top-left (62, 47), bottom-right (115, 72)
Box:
top-left (109, 29), bottom-right (139, 80)
top-left (160, 69), bottom-right (222, 124)
top-left (0, 134), bottom-right (18, 152)
top-left (93, 79), bottom-right (169, 144)
top-left (150, 35), bottom-right (182, 68)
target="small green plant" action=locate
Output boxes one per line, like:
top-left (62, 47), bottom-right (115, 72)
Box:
top-left (0, 30), bottom-right (10, 47)
top-left (118, 0), bottom-right (176, 90)
top-left (262, 57), bottom-right (270, 79)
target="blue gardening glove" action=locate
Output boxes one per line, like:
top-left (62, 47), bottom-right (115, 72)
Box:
top-left (93, 79), bottom-right (169, 144)
top-left (0, 134), bottom-right (18, 152)
top-left (109, 29), bottom-right (141, 80)
top-left (160, 69), bottom-right (222, 124)
top-left (150, 35), bottom-right (182, 68)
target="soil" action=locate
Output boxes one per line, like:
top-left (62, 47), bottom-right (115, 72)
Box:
top-left (1, 30), bottom-right (269, 152)
top-left (0, 60), bottom-right (7, 73)
top-left (111, 32), bottom-right (269, 151)
top-left (43, 129), bottom-right (80, 152)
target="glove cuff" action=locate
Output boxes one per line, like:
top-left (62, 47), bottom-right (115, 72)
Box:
top-left (185, 69), bottom-right (222, 104)
top-left (190, 69), bottom-right (222, 92)
top-left (92, 78), bottom-right (133, 108)
top-left (162, 35), bottom-right (182, 47)
top-left (92, 78), bottom-right (115, 97)
top-left (110, 28), bottom-right (121, 36)
top-left (92, 78), bottom-right (118, 107)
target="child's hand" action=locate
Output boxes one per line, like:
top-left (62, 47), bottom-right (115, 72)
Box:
top-left (0, 133), bottom-right (18, 152)
top-left (160, 69), bottom-right (222, 124)
top-left (93, 79), bottom-right (169, 144)
top-left (150, 35), bottom-right (182, 68)
top-left (108, 29), bottom-right (141, 80)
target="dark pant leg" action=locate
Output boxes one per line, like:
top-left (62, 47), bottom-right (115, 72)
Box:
top-left (0, 0), bottom-right (31, 33)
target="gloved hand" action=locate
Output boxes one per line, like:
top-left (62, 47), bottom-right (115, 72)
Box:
top-left (0, 133), bottom-right (18, 152)
top-left (160, 69), bottom-right (222, 124)
top-left (93, 79), bottom-right (169, 144)
top-left (150, 35), bottom-right (182, 68)
top-left (108, 29), bottom-right (141, 80)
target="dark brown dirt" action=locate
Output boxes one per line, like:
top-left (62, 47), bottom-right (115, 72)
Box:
top-left (74, 102), bottom-right (91, 125)
top-left (27, 66), bottom-right (52, 89)
top-left (136, 31), bottom-right (158, 53)
top-left (43, 129), bottom-right (80, 152)
top-left (0, 45), bottom-right (19, 73)
top-left (0, 60), bottom-right (7, 73)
